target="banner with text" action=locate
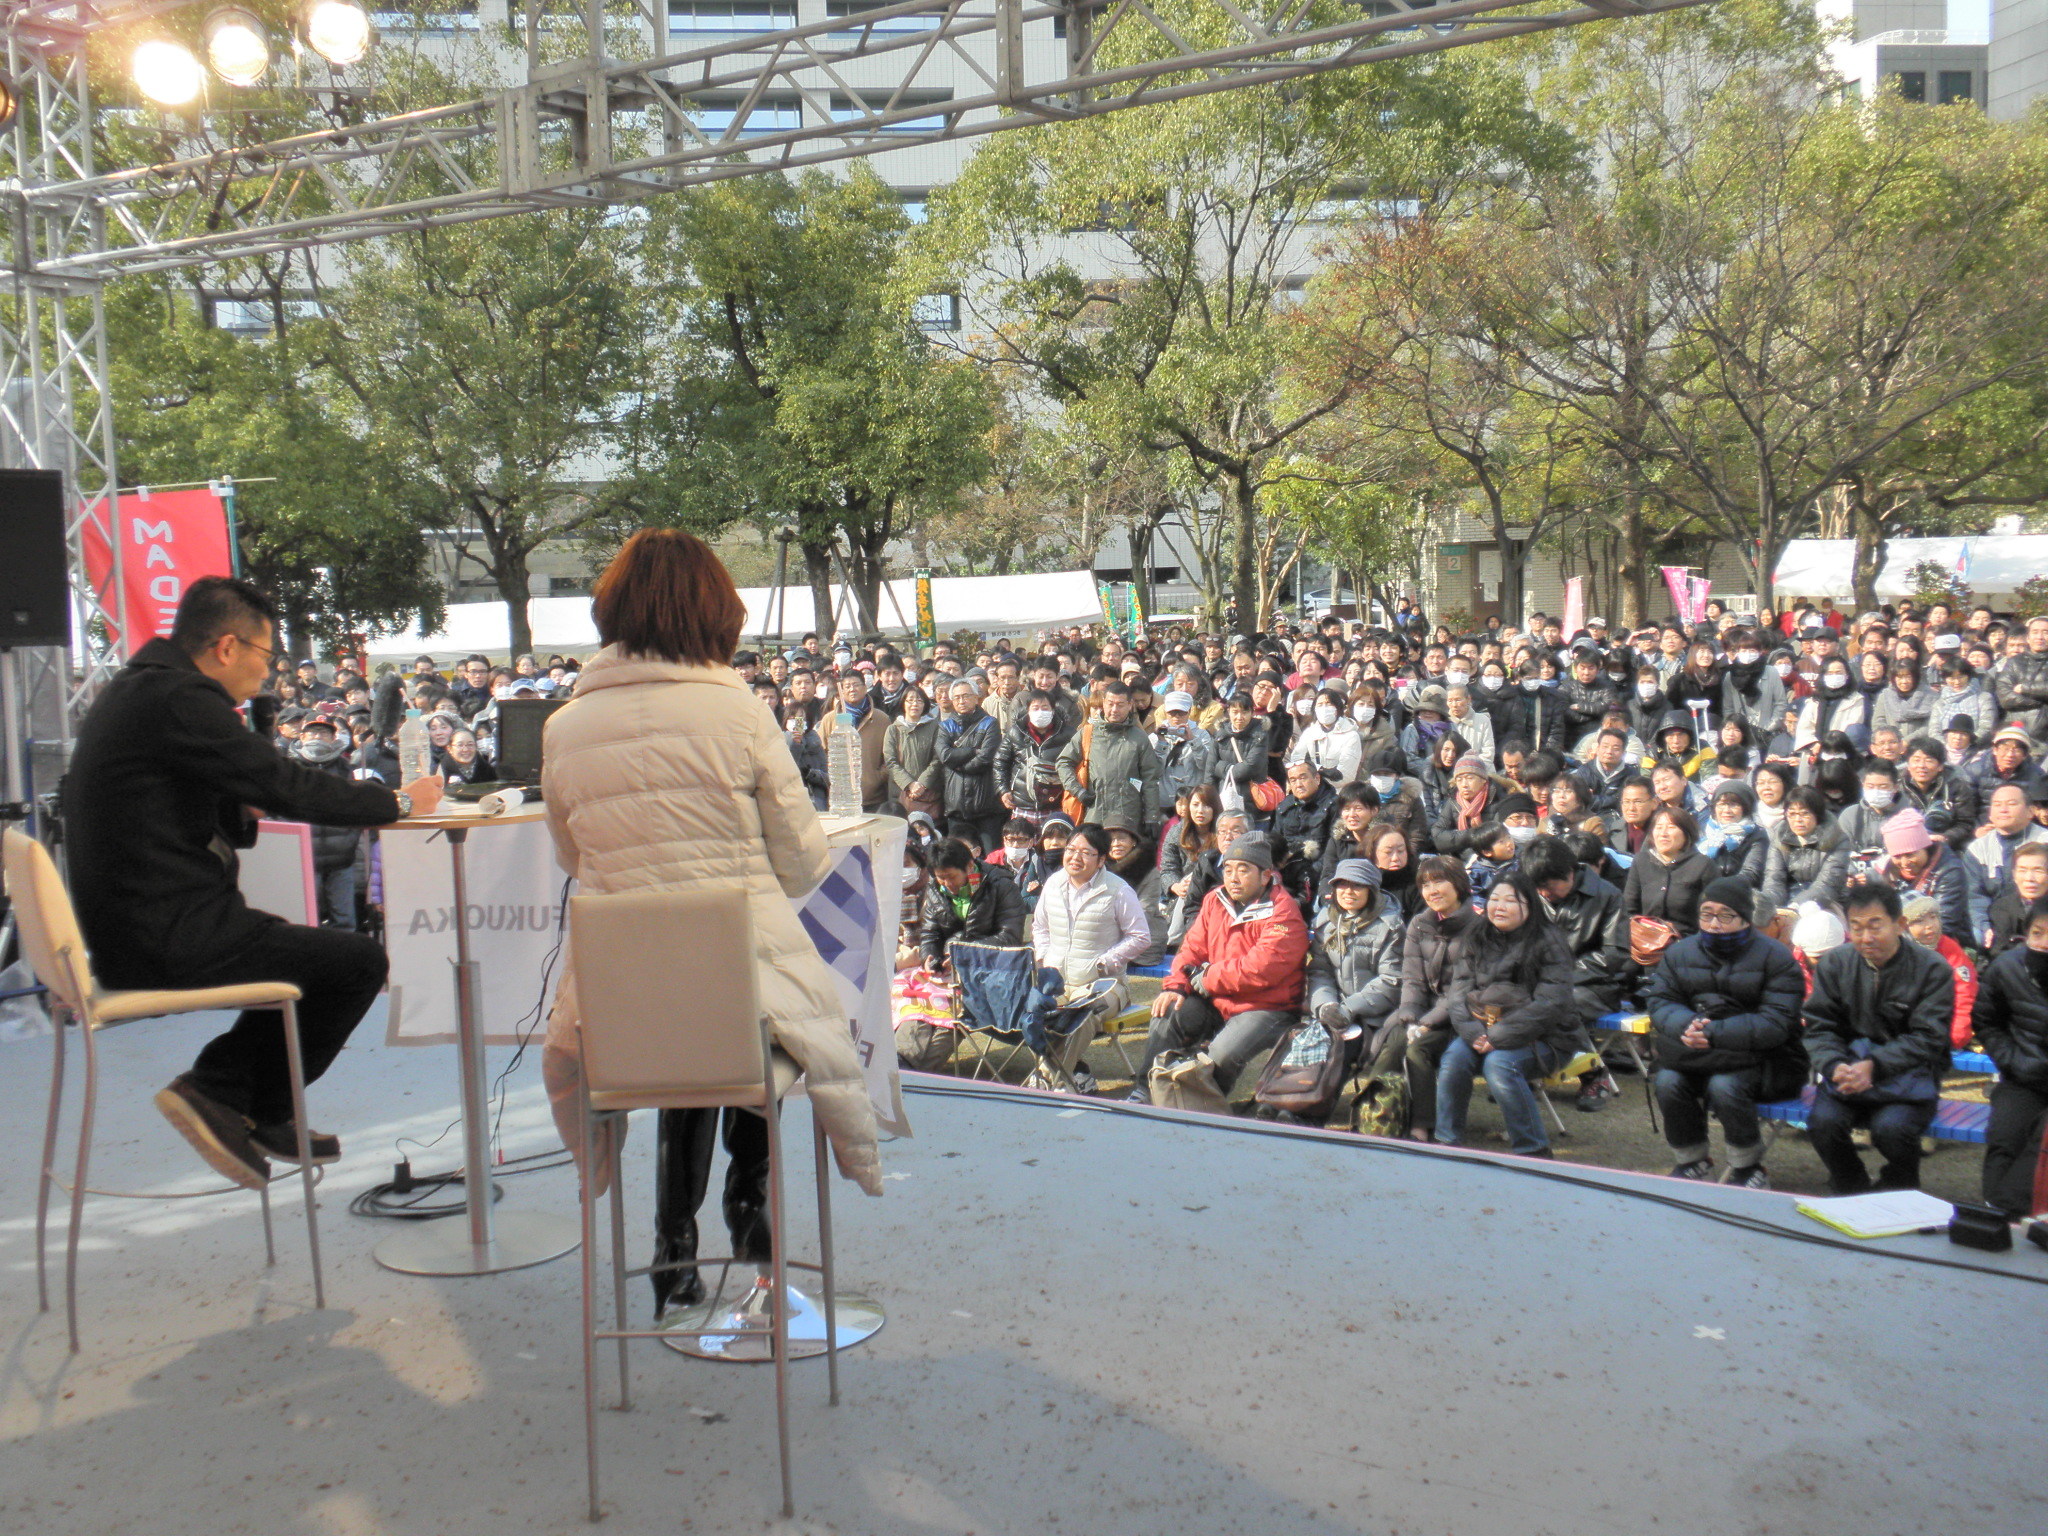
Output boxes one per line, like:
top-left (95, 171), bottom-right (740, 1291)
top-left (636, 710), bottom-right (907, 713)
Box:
top-left (80, 487), bottom-right (234, 657)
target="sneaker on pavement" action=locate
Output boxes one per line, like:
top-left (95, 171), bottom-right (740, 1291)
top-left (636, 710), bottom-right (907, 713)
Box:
top-left (154, 1076), bottom-right (270, 1190)
top-left (1124, 1086), bottom-right (1150, 1104)
top-left (1070, 1064), bottom-right (1098, 1095)
top-left (250, 1122), bottom-right (342, 1165)
top-left (1669, 1158), bottom-right (1714, 1181)
top-left (1729, 1164), bottom-right (1771, 1190)
top-left (1575, 1076), bottom-right (1620, 1113)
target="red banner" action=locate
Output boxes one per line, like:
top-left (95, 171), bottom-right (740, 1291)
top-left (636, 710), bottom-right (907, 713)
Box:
top-left (79, 487), bottom-right (234, 658)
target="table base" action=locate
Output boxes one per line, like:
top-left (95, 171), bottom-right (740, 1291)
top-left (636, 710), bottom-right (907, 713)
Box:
top-left (656, 1272), bottom-right (885, 1362)
top-left (373, 1210), bottom-right (582, 1276)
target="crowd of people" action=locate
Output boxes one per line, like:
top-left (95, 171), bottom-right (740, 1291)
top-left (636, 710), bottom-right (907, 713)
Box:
top-left (272, 594), bottom-right (2048, 1218)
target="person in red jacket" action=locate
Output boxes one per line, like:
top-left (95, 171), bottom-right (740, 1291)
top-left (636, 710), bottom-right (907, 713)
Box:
top-left (1904, 894), bottom-right (1979, 1049)
top-left (1131, 837), bottom-right (1310, 1104)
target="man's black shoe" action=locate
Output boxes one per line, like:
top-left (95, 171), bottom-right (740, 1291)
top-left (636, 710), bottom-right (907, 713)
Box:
top-left (250, 1122), bottom-right (342, 1165)
top-left (154, 1076), bottom-right (270, 1189)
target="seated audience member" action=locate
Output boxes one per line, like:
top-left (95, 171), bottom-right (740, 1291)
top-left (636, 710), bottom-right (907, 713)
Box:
top-left (1967, 781), bottom-right (2048, 946)
top-left (1434, 870), bottom-right (1577, 1158)
top-left (1371, 856), bottom-right (1480, 1141)
top-left (1761, 785), bottom-right (1849, 912)
top-left (1519, 833), bottom-right (1627, 1109)
top-left (1159, 786), bottom-right (1222, 946)
top-left (1430, 753), bottom-right (1508, 857)
top-left (1698, 782), bottom-right (1767, 885)
top-left (917, 838), bottom-right (1027, 972)
top-left (1104, 820), bottom-right (1168, 966)
top-left (1644, 876), bottom-right (1806, 1188)
top-left (1622, 805), bottom-right (1716, 976)
top-left (1898, 736), bottom-right (1977, 851)
top-left (1968, 893), bottom-right (2048, 1217)
top-left (1363, 746), bottom-right (1432, 856)
top-left (1272, 758), bottom-right (1338, 907)
top-left (1304, 859), bottom-right (1407, 1110)
top-left (1986, 841), bottom-right (2048, 956)
top-left (1029, 824), bottom-right (1154, 1093)
top-left (1801, 882), bottom-right (1953, 1196)
top-left (988, 816), bottom-right (1053, 910)
top-left (1139, 838), bottom-right (1309, 1105)
top-left (1877, 808), bottom-right (1972, 948)
top-left (1318, 783), bottom-right (1380, 890)
top-left (1463, 820), bottom-right (1518, 901)
top-left (1365, 822), bottom-right (1420, 920)
top-left (1901, 894), bottom-right (1978, 1051)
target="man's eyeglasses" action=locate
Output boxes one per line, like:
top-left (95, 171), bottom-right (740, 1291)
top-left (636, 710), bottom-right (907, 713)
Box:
top-left (236, 634), bottom-right (277, 663)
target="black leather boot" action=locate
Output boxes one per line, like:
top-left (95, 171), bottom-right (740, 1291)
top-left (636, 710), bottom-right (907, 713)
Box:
top-left (651, 1107), bottom-right (718, 1311)
top-left (722, 1107), bottom-right (775, 1264)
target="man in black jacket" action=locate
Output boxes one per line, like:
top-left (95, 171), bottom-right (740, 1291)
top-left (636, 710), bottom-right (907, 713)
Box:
top-left (1522, 834), bottom-right (1628, 1110)
top-left (1644, 876), bottom-right (1807, 1188)
top-left (1802, 881), bottom-right (1954, 1195)
top-left (918, 839), bottom-right (1028, 970)
top-left (64, 577), bottom-right (442, 1189)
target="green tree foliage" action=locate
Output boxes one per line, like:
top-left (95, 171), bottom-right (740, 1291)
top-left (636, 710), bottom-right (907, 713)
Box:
top-left (105, 268), bottom-right (442, 658)
top-left (628, 167), bottom-right (995, 639)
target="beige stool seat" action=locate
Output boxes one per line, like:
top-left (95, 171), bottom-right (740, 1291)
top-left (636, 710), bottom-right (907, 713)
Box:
top-left (3, 828), bottom-right (326, 1352)
top-left (571, 886), bottom-right (847, 1523)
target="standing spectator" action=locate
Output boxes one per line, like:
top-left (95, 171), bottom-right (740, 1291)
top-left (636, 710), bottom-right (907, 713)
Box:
top-left (999, 688), bottom-right (1079, 823)
top-left (1434, 871), bottom-right (1577, 1158)
top-left (1969, 893), bottom-right (2048, 1217)
top-left (1152, 690), bottom-right (1219, 806)
top-left (1991, 613), bottom-right (2048, 742)
top-left (752, 676), bottom-right (828, 808)
top-left (1644, 877), bottom-right (1807, 1188)
top-left (1966, 781), bottom-right (2048, 944)
top-left (1057, 680), bottom-right (1164, 838)
top-left (449, 656), bottom-right (494, 719)
top-left (818, 670), bottom-right (891, 813)
top-left (290, 717), bottom-right (366, 930)
top-left (1139, 838), bottom-right (1309, 1105)
top-left (883, 681), bottom-right (942, 819)
top-left (1801, 882), bottom-right (1953, 1196)
top-left (937, 678), bottom-right (1007, 850)
top-left (1213, 691), bottom-right (1273, 820)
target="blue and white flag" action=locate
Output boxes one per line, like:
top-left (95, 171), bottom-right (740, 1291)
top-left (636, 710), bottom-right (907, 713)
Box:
top-left (800, 844), bottom-right (878, 1002)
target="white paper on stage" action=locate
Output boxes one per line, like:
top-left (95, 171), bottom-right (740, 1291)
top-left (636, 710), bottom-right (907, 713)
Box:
top-left (238, 821), bottom-right (317, 927)
top-left (378, 814), bottom-right (909, 1136)
top-left (381, 820), bottom-right (570, 1048)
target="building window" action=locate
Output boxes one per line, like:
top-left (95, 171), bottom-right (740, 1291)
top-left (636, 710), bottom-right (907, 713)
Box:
top-left (1938, 70), bottom-right (1975, 105)
top-left (913, 293), bottom-right (959, 332)
top-left (669, 1), bottom-right (795, 34)
top-left (829, 92), bottom-right (951, 133)
top-left (687, 97), bottom-right (802, 137)
top-left (208, 296), bottom-right (324, 335)
top-left (371, 2), bottom-right (479, 32)
top-left (898, 197), bottom-right (930, 224)
top-left (826, 2), bottom-right (940, 33)
top-left (1892, 71), bottom-right (1927, 102)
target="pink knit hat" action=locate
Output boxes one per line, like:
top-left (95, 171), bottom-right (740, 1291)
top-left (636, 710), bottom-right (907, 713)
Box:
top-left (1881, 807), bottom-right (1933, 855)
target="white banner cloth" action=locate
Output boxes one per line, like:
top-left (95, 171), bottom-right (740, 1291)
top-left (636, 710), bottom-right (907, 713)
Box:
top-left (380, 812), bottom-right (909, 1135)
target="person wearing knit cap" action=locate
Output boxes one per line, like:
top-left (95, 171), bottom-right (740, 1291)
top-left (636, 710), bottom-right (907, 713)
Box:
top-left (1877, 805), bottom-right (1972, 948)
top-left (1293, 857), bottom-right (1404, 1123)
top-left (1641, 872), bottom-right (1805, 1187)
top-left (1430, 752), bottom-right (1506, 859)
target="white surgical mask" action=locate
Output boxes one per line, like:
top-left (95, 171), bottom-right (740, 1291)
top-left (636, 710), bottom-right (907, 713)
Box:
top-left (1736, 650), bottom-right (1760, 666)
top-left (1445, 670), bottom-right (1470, 687)
top-left (1027, 707), bottom-right (1054, 730)
top-left (1480, 675), bottom-right (1503, 691)
top-left (1507, 824), bottom-right (1538, 845)
top-left (1773, 661), bottom-right (1794, 678)
top-left (1522, 679), bottom-right (1541, 693)
top-left (1824, 672), bottom-right (1849, 689)
top-left (1315, 704), bottom-right (1338, 727)
top-left (1638, 683), bottom-right (1661, 700)
top-left (1293, 698), bottom-right (1315, 716)
top-left (1864, 786), bottom-right (1896, 808)
top-left (1353, 703), bottom-right (1376, 723)
top-left (1369, 774), bottom-right (1398, 796)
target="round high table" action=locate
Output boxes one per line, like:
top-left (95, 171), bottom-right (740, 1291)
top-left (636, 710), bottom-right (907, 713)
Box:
top-left (373, 801), bottom-right (582, 1277)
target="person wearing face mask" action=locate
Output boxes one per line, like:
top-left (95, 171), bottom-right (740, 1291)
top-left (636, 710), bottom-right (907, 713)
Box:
top-left (1719, 627), bottom-right (1791, 731)
top-left (1793, 657), bottom-right (1871, 761)
top-left (1626, 666), bottom-right (1672, 748)
top-left (996, 687), bottom-right (1077, 824)
top-left (1359, 745), bottom-right (1431, 856)
top-left (1834, 758), bottom-right (1905, 863)
top-left (288, 718), bottom-right (369, 931)
top-left (1286, 686), bottom-right (1364, 788)
top-left (1643, 878), bottom-right (1806, 1188)
top-left (1442, 684), bottom-right (1494, 767)
top-left (1398, 684), bottom-right (1457, 777)
top-left (1967, 891), bottom-right (2048, 1216)
top-left (1348, 682), bottom-right (1398, 764)
top-left (1150, 691), bottom-right (1220, 806)
top-left (1500, 662), bottom-right (1565, 756)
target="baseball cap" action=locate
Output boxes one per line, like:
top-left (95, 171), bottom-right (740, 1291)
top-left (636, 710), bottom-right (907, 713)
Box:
top-left (1161, 691), bottom-right (1195, 714)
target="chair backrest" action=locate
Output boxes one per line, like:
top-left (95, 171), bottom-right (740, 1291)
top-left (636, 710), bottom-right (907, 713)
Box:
top-left (569, 886), bottom-right (764, 1103)
top-left (2, 827), bottom-right (93, 1015)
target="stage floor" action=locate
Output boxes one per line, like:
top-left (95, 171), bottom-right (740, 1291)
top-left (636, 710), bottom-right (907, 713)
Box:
top-left (1, 1006), bottom-right (2042, 1536)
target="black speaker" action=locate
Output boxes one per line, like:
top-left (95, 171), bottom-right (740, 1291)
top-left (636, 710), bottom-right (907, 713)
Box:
top-left (0, 468), bottom-right (70, 649)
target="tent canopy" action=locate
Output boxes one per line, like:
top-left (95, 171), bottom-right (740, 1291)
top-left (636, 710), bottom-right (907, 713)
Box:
top-left (367, 568), bottom-right (1106, 660)
top-left (1772, 536), bottom-right (2044, 603)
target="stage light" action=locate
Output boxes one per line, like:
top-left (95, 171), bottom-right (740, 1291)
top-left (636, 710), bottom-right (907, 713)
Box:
top-left (0, 76), bottom-right (16, 132)
top-left (205, 8), bottom-right (272, 87)
top-left (304, 0), bottom-right (372, 66)
top-left (132, 40), bottom-right (206, 107)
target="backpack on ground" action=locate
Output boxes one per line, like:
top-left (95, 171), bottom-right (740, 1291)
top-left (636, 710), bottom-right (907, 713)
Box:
top-left (1349, 1070), bottom-right (1411, 1139)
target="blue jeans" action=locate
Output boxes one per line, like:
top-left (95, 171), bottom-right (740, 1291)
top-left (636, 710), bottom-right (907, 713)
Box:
top-left (1806, 1086), bottom-right (1937, 1195)
top-left (1436, 1036), bottom-right (1559, 1155)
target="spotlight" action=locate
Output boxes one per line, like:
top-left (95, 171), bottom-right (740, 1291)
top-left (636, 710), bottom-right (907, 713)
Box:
top-left (303, 0), bottom-right (372, 66)
top-left (204, 8), bottom-right (272, 87)
top-left (0, 75), bottom-right (16, 132)
top-left (132, 39), bottom-right (206, 108)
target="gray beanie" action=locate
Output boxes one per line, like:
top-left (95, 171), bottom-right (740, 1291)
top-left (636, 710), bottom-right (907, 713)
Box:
top-left (1221, 837), bottom-right (1275, 872)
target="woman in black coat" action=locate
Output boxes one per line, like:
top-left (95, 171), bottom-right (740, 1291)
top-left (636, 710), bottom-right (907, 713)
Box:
top-left (1968, 899), bottom-right (2048, 1216)
top-left (1372, 855), bottom-right (1480, 1140)
top-left (1622, 804), bottom-right (1717, 978)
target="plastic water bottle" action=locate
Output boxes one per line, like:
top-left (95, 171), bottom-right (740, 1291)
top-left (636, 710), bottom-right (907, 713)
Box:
top-left (827, 709), bottom-right (862, 816)
top-left (397, 707), bottom-right (431, 785)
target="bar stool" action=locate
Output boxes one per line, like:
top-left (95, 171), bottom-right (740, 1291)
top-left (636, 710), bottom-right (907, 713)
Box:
top-left (570, 885), bottom-right (843, 1522)
top-left (2, 827), bottom-right (325, 1352)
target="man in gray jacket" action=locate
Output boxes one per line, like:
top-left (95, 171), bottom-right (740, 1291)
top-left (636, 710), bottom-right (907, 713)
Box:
top-left (1991, 615), bottom-right (2048, 742)
top-left (1057, 680), bottom-right (1164, 835)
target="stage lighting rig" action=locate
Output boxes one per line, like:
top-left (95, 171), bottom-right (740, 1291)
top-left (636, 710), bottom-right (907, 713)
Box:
top-left (303, 0), bottom-right (371, 66)
top-left (203, 7), bottom-right (272, 86)
top-left (131, 38), bottom-right (206, 106)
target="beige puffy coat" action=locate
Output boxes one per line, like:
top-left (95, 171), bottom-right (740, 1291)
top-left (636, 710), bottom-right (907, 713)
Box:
top-left (539, 648), bottom-right (882, 1197)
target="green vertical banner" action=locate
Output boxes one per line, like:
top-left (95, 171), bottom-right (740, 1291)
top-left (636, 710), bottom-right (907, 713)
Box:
top-left (1130, 580), bottom-right (1148, 633)
top-left (914, 568), bottom-right (937, 648)
top-left (1097, 581), bottom-right (1118, 632)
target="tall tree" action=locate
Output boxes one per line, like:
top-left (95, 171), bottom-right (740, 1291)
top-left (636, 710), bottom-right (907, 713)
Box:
top-left (627, 167), bottom-right (994, 639)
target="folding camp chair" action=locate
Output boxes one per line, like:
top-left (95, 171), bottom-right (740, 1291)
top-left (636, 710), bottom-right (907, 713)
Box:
top-left (948, 942), bottom-right (1042, 1082)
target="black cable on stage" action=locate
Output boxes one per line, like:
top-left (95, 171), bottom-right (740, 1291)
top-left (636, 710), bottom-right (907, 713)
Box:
top-left (901, 1077), bottom-right (2048, 1290)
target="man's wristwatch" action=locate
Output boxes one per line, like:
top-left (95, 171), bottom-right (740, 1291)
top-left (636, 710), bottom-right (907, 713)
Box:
top-left (393, 791), bottom-right (414, 818)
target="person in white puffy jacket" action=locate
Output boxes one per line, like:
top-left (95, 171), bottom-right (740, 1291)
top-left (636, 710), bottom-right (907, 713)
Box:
top-left (1286, 687), bottom-right (1364, 787)
top-left (540, 529), bottom-right (881, 1315)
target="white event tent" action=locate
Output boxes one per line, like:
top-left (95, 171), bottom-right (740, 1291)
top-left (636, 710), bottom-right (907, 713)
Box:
top-left (367, 568), bottom-right (1106, 659)
top-left (1772, 536), bottom-right (2048, 602)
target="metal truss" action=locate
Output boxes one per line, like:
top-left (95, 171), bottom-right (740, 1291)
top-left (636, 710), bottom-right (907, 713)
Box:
top-left (0, 0), bottom-right (1706, 711)
top-left (14, 0), bottom-right (1712, 278)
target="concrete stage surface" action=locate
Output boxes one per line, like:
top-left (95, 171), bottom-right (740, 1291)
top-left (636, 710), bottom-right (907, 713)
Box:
top-left (1, 1008), bottom-right (2042, 1536)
